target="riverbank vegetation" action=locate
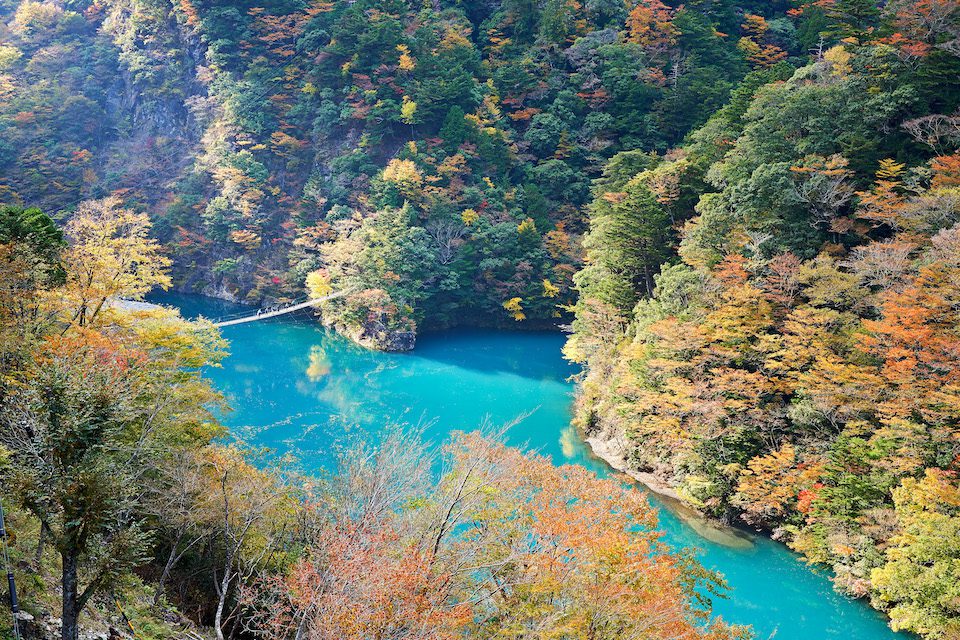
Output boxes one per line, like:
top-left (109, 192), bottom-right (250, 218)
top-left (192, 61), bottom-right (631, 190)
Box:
top-left (567, 2), bottom-right (960, 637)
top-left (0, 205), bottom-right (745, 639)
top-left (3, 0), bottom-right (960, 637)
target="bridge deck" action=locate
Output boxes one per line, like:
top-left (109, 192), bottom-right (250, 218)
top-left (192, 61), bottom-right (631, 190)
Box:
top-left (214, 290), bottom-right (349, 327)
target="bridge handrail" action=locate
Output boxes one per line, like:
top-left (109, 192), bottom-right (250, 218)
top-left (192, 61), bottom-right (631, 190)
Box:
top-left (207, 296), bottom-right (312, 324)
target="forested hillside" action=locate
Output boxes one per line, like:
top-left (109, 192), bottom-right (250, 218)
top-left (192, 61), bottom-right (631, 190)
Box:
top-left (565, 1), bottom-right (960, 637)
top-left (1, 0), bottom-right (811, 347)
top-left (4, 0), bottom-right (960, 638)
top-left (0, 202), bottom-right (747, 640)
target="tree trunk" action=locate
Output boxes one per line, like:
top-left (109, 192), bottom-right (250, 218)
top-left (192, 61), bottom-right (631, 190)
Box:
top-left (154, 530), bottom-right (191, 604)
top-left (154, 547), bottom-right (177, 605)
top-left (214, 578), bottom-right (228, 640)
top-left (61, 552), bottom-right (79, 640)
top-left (213, 550), bottom-right (234, 640)
top-left (215, 592), bottom-right (227, 640)
top-left (33, 523), bottom-right (47, 572)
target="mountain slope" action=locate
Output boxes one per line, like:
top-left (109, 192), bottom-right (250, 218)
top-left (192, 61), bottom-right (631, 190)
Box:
top-left (566, 3), bottom-right (960, 635)
top-left (2, 0), bottom-right (805, 346)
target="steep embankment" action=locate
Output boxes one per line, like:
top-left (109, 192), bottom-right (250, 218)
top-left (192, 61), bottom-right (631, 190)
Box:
top-left (567, 3), bottom-right (960, 636)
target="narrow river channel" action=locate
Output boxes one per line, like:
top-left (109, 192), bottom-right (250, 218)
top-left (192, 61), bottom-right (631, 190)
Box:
top-left (155, 292), bottom-right (909, 640)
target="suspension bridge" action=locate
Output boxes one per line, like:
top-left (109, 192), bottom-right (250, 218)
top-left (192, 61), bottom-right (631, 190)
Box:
top-left (211, 289), bottom-right (351, 327)
top-left (111, 289), bottom-right (351, 327)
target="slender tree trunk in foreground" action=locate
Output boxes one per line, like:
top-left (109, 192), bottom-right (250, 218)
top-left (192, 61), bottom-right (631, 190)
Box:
top-left (61, 552), bottom-right (79, 640)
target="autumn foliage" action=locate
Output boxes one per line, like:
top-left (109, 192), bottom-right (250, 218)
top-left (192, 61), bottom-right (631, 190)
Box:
top-left (570, 14), bottom-right (960, 635)
top-left (244, 433), bottom-right (746, 640)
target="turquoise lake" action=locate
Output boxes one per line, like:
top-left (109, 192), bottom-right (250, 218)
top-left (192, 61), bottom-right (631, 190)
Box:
top-left (156, 292), bottom-right (908, 640)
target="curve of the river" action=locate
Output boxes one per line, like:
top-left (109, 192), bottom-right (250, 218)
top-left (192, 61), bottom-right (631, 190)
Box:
top-left (154, 292), bottom-right (909, 640)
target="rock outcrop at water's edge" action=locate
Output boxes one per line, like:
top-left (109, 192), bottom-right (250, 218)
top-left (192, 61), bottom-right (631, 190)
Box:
top-left (327, 319), bottom-right (417, 352)
top-left (583, 429), bottom-right (683, 502)
top-left (582, 425), bottom-right (756, 550)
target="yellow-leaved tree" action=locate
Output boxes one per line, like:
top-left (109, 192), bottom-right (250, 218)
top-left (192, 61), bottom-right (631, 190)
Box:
top-left (400, 95), bottom-right (418, 124)
top-left (382, 158), bottom-right (423, 201)
top-left (503, 297), bottom-right (525, 321)
top-left (58, 196), bottom-right (171, 328)
top-left (871, 470), bottom-right (960, 637)
top-left (305, 268), bottom-right (333, 297)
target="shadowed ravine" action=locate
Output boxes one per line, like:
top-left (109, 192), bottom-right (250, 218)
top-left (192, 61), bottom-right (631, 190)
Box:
top-left (154, 291), bottom-right (910, 640)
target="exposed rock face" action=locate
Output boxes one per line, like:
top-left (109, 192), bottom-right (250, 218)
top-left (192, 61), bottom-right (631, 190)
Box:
top-left (15, 603), bottom-right (207, 640)
top-left (336, 322), bottom-right (417, 352)
top-left (198, 281), bottom-right (241, 304)
top-left (582, 430), bottom-right (683, 502)
top-left (378, 329), bottom-right (417, 352)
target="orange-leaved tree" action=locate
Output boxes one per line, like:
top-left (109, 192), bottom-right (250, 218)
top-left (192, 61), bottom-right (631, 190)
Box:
top-left (244, 432), bottom-right (748, 640)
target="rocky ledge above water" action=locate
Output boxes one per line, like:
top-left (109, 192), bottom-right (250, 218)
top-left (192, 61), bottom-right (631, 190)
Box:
top-left (583, 430), bottom-right (683, 501)
top-left (328, 320), bottom-right (417, 352)
top-left (583, 427), bottom-right (755, 550)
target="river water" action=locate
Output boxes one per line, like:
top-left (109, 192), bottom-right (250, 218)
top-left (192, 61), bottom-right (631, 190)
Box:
top-left (155, 292), bottom-right (907, 640)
